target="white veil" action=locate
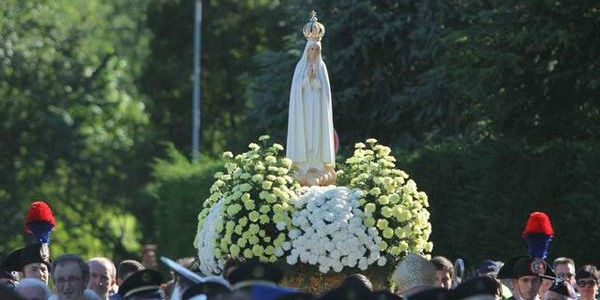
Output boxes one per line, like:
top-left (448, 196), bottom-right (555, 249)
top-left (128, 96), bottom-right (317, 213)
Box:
top-left (286, 40), bottom-right (335, 170)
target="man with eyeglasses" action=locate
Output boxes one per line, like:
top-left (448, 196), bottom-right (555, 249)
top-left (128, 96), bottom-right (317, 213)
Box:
top-left (88, 258), bottom-right (117, 300)
top-left (552, 258), bottom-right (576, 291)
top-left (51, 254), bottom-right (92, 300)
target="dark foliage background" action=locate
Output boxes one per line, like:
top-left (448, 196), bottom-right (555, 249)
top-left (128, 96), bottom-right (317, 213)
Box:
top-left (398, 140), bottom-right (600, 266)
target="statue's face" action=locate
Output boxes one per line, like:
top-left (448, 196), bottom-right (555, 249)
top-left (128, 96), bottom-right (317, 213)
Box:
top-left (308, 44), bottom-right (320, 62)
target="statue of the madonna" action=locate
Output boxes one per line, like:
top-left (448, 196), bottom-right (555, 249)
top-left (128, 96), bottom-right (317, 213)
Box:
top-left (286, 11), bottom-right (336, 186)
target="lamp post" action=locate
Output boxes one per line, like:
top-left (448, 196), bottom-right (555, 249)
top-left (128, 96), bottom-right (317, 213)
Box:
top-left (192, 0), bottom-right (202, 162)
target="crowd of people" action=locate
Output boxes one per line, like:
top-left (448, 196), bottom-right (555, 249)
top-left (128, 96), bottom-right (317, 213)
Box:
top-left (0, 241), bottom-right (598, 300)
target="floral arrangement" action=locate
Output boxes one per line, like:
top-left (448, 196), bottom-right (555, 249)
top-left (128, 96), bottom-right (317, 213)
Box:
top-left (283, 186), bottom-right (386, 273)
top-left (336, 139), bottom-right (433, 264)
top-left (195, 137), bottom-right (432, 277)
top-left (194, 135), bottom-right (301, 274)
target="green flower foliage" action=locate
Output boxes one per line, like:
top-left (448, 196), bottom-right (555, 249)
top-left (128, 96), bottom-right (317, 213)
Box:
top-left (337, 139), bottom-right (433, 263)
top-left (195, 136), bottom-right (301, 266)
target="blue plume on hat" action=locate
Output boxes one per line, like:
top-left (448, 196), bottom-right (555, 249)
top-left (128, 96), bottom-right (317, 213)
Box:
top-left (521, 212), bottom-right (554, 259)
top-left (27, 222), bottom-right (55, 244)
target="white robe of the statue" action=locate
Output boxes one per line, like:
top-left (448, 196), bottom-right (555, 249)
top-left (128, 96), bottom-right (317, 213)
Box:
top-left (286, 40), bottom-right (335, 173)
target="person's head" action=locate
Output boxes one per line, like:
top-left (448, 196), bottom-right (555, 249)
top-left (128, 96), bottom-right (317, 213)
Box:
top-left (19, 243), bottom-right (51, 284)
top-left (117, 260), bottom-right (144, 286)
top-left (223, 258), bottom-right (243, 281)
top-left (317, 281), bottom-right (371, 300)
top-left (15, 278), bottom-right (52, 300)
top-left (553, 258), bottom-right (576, 286)
top-left (51, 254), bottom-right (89, 300)
top-left (512, 276), bottom-right (542, 300)
top-left (227, 261), bottom-right (283, 289)
top-left (575, 265), bottom-right (599, 300)
top-left (22, 263), bottom-right (49, 285)
top-left (118, 270), bottom-right (164, 300)
top-left (87, 257), bottom-right (116, 299)
top-left (140, 245), bottom-right (157, 270)
top-left (342, 273), bottom-right (373, 291)
top-left (498, 256), bottom-right (555, 300)
top-left (452, 276), bottom-right (501, 300)
top-left (431, 256), bottom-right (453, 289)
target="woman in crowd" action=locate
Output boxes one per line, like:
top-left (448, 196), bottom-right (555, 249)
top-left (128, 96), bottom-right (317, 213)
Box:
top-left (575, 265), bottom-right (598, 300)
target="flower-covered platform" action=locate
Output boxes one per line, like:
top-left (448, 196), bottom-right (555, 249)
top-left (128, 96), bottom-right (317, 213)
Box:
top-left (194, 136), bottom-right (432, 292)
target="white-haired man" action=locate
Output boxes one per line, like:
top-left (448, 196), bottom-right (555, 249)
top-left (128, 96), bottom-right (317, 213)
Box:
top-left (87, 258), bottom-right (117, 300)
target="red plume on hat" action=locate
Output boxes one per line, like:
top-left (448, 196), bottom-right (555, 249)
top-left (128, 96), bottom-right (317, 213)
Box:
top-left (521, 212), bottom-right (554, 259)
top-left (25, 201), bottom-right (56, 244)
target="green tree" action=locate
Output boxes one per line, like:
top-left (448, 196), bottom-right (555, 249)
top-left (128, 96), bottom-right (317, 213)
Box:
top-left (141, 0), bottom-right (290, 156)
top-left (0, 0), bottom-right (151, 259)
top-left (440, 0), bottom-right (600, 144)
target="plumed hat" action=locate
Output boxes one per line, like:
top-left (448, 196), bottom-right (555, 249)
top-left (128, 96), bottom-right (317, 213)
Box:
top-left (0, 243), bottom-right (50, 272)
top-left (497, 256), bottom-right (555, 280)
top-left (391, 253), bottom-right (436, 293)
top-left (498, 212), bottom-right (557, 280)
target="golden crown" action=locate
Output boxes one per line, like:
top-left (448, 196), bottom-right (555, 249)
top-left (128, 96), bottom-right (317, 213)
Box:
top-left (303, 11), bottom-right (325, 41)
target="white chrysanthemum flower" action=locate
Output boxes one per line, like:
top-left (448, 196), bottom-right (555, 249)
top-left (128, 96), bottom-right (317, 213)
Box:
top-left (195, 198), bottom-right (226, 275)
top-left (287, 186), bottom-right (382, 273)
